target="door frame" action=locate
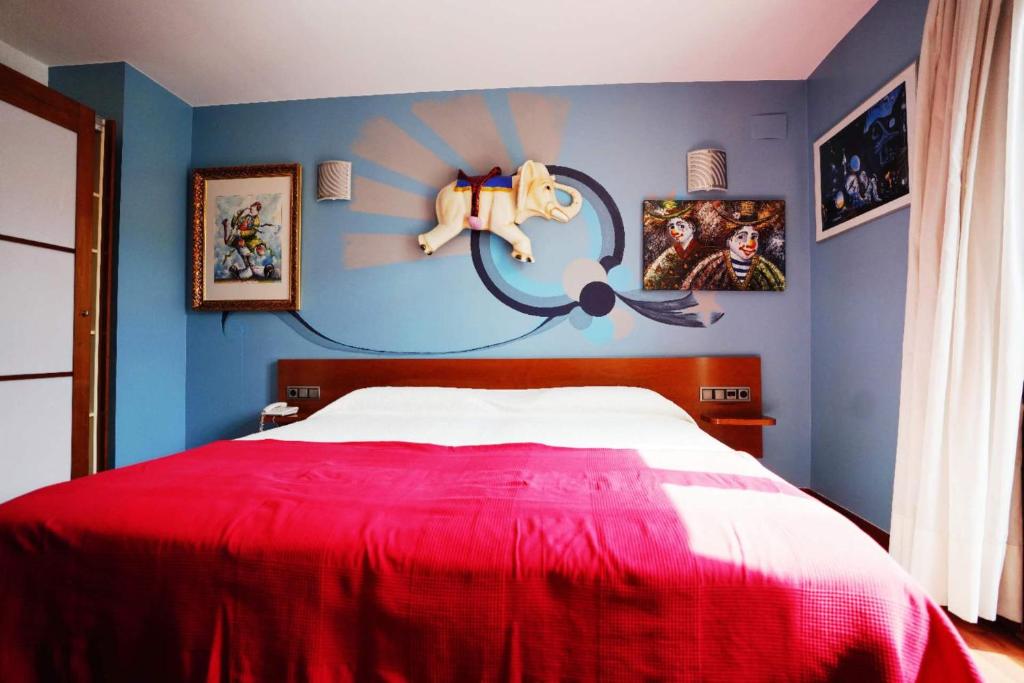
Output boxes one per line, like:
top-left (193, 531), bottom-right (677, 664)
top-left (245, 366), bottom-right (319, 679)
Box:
top-left (95, 118), bottom-right (117, 473)
top-left (0, 63), bottom-right (97, 478)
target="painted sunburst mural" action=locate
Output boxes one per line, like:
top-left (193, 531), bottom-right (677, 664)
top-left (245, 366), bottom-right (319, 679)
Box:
top-left (245, 91), bottom-right (723, 354)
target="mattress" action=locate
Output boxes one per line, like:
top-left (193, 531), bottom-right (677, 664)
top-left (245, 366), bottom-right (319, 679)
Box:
top-left (247, 384), bottom-right (733, 446)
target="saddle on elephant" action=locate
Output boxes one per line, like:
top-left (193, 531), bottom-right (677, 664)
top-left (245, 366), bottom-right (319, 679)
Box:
top-left (455, 166), bottom-right (511, 229)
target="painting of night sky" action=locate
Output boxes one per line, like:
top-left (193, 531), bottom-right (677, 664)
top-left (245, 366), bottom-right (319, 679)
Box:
top-left (817, 79), bottom-right (911, 236)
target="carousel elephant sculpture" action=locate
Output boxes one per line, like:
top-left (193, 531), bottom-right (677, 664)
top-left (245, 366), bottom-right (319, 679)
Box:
top-left (417, 160), bottom-right (583, 263)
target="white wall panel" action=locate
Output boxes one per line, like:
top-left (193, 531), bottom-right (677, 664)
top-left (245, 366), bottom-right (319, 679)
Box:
top-left (0, 99), bottom-right (77, 248)
top-left (0, 377), bottom-right (72, 502)
top-left (0, 241), bottom-right (74, 375)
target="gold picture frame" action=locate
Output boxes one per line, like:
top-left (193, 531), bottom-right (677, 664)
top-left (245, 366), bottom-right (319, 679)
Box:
top-left (191, 163), bottom-right (301, 310)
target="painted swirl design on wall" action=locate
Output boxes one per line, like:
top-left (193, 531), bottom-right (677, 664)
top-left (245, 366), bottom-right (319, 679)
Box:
top-left (233, 91), bottom-right (723, 353)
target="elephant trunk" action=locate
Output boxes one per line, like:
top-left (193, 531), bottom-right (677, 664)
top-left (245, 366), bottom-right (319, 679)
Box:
top-left (551, 182), bottom-right (583, 223)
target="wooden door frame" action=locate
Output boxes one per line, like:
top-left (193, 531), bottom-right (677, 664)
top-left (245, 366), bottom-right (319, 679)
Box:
top-left (0, 63), bottom-right (97, 478)
top-left (95, 118), bottom-right (118, 473)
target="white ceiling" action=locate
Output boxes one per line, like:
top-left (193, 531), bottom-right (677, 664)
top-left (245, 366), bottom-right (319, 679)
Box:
top-left (0, 0), bottom-right (877, 106)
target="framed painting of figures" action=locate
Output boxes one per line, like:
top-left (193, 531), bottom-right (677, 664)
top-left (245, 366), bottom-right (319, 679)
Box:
top-left (814, 63), bottom-right (916, 242)
top-left (642, 199), bottom-right (786, 292)
top-left (192, 164), bottom-right (301, 310)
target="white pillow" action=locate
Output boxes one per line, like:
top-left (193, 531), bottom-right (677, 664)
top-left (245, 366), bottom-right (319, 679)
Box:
top-left (311, 386), bottom-right (695, 423)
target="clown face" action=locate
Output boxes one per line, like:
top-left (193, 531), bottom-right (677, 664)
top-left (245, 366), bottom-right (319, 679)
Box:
top-left (667, 217), bottom-right (694, 246)
top-left (728, 227), bottom-right (759, 262)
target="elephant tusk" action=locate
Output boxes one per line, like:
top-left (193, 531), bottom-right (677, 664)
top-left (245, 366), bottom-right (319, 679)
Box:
top-left (550, 208), bottom-right (569, 222)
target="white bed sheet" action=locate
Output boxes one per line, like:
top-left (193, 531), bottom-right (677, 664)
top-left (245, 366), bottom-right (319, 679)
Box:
top-left (243, 386), bottom-right (775, 480)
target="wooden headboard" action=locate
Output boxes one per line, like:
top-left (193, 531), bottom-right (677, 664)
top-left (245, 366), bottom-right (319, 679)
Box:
top-left (276, 357), bottom-right (769, 457)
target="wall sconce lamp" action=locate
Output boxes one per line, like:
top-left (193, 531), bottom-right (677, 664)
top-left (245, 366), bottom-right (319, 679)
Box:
top-left (687, 148), bottom-right (727, 192)
top-left (317, 160), bottom-right (352, 201)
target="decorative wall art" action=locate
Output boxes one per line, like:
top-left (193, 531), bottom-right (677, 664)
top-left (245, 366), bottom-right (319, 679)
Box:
top-left (255, 163), bottom-right (725, 357)
top-left (417, 160), bottom-right (583, 263)
top-left (192, 164), bottom-right (301, 311)
top-left (642, 199), bottom-right (786, 292)
top-left (814, 63), bottom-right (916, 241)
top-left (217, 91), bottom-right (729, 355)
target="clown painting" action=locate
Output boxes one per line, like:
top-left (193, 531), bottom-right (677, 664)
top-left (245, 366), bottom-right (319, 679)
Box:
top-left (642, 199), bottom-right (785, 292)
top-left (214, 194), bottom-right (284, 282)
top-left (192, 164), bottom-right (301, 311)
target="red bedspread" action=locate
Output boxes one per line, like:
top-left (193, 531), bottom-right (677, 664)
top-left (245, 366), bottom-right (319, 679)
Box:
top-left (0, 440), bottom-right (979, 682)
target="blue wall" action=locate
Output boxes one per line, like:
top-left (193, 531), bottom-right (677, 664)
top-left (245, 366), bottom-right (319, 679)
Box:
top-left (807, 0), bottom-right (930, 529)
top-left (50, 64), bottom-right (191, 466)
top-left (42, 3), bottom-right (938, 524)
top-left (188, 82), bottom-right (814, 484)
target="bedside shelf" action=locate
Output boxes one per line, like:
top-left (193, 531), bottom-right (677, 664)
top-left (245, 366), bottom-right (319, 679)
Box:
top-left (700, 414), bottom-right (776, 427)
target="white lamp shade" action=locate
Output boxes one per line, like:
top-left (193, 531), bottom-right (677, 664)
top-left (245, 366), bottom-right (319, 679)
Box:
top-left (687, 149), bottom-right (727, 192)
top-left (317, 160), bottom-right (352, 201)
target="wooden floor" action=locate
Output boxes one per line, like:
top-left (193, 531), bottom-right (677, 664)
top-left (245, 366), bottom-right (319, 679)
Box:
top-left (952, 617), bottom-right (1024, 682)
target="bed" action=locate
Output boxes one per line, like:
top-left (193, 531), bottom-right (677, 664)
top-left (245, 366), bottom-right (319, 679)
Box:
top-left (0, 357), bottom-right (980, 682)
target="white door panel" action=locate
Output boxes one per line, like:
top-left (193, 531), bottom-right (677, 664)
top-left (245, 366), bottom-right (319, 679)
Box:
top-left (0, 100), bottom-right (78, 249)
top-left (0, 241), bottom-right (74, 376)
top-left (0, 378), bottom-right (72, 502)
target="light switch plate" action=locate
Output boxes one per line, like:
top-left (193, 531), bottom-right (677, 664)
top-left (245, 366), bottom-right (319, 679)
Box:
top-left (700, 386), bottom-right (751, 402)
top-left (286, 385), bottom-right (321, 400)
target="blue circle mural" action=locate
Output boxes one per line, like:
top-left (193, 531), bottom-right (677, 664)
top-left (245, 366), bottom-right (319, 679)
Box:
top-left (220, 91), bottom-right (723, 354)
top-left (256, 164), bottom-right (719, 355)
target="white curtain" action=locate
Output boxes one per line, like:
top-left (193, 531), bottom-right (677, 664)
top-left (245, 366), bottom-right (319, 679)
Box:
top-left (890, 0), bottom-right (1024, 623)
top-left (996, 407), bottom-right (1022, 621)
